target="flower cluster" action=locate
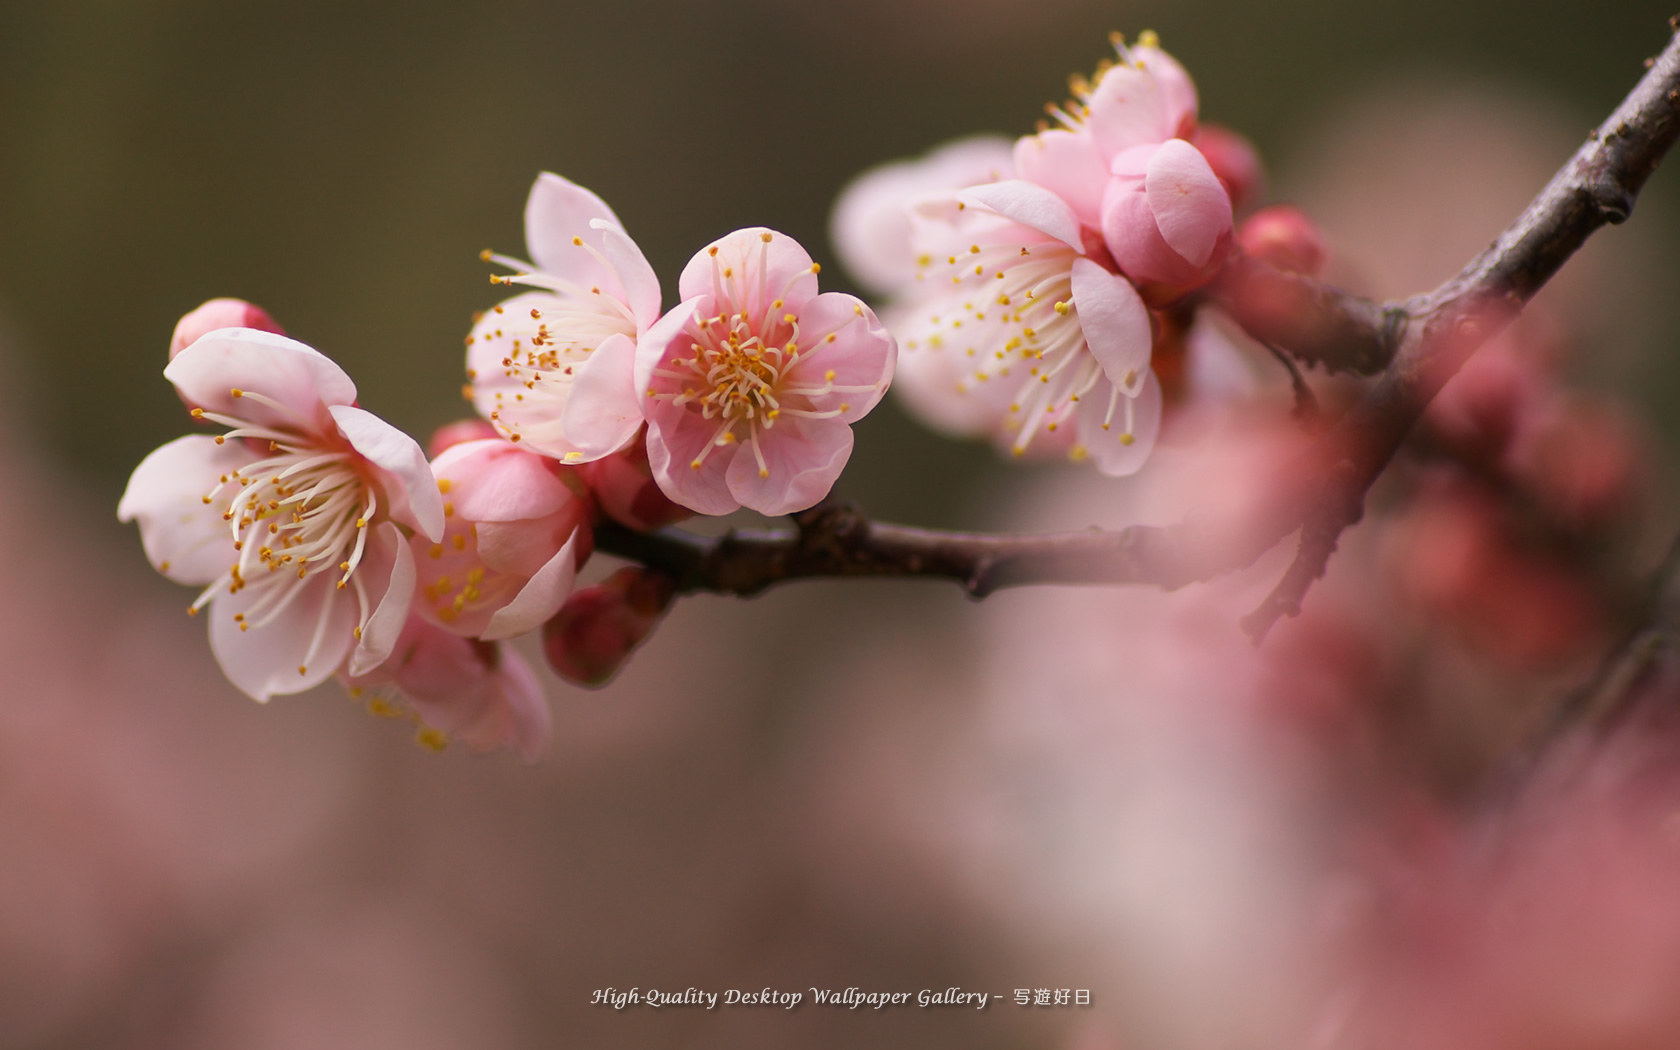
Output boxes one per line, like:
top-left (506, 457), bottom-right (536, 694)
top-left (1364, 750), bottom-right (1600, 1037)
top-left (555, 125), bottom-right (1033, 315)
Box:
top-left (121, 173), bottom-right (896, 757)
top-left (829, 31), bottom-right (1259, 475)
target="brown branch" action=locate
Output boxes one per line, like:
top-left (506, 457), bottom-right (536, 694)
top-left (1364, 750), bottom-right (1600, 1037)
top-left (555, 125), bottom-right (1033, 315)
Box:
top-left (597, 23), bottom-right (1680, 618)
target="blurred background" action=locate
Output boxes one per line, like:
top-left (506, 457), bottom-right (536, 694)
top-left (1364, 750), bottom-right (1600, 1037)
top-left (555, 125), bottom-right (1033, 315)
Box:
top-left (3, 1), bottom-right (1680, 1047)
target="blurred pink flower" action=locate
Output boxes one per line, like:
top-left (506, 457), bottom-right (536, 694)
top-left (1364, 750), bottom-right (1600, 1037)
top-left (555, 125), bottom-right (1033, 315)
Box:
top-left (634, 228), bottom-right (895, 516)
top-left (118, 328), bottom-right (443, 699)
top-left (467, 172), bottom-right (658, 463)
top-left (415, 438), bottom-right (591, 640)
top-left (829, 134), bottom-right (1015, 297)
top-left (343, 614), bottom-right (550, 760)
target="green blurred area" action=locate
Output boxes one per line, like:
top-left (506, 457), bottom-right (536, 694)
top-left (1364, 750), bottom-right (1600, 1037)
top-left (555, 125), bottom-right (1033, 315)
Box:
top-left (0, 0), bottom-right (1675, 524)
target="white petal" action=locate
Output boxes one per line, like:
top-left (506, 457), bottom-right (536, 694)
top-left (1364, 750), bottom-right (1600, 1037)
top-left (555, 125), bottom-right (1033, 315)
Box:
top-left (590, 219), bottom-right (662, 331)
top-left (208, 573), bottom-right (357, 701)
top-left (165, 327), bottom-right (356, 425)
top-left (118, 435), bottom-right (257, 585)
top-left (559, 332), bottom-right (644, 461)
top-left (1071, 259), bottom-right (1153, 385)
top-left (328, 404), bottom-right (444, 542)
top-left (958, 180), bottom-right (1085, 252)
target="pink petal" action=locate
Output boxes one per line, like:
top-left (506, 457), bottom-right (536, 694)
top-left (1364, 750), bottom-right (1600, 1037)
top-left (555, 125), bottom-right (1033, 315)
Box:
top-left (208, 572), bottom-right (359, 701)
top-left (1134, 44), bottom-right (1199, 139)
top-left (559, 331), bottom-right (643, 460)
top-left (677, 228), bottom-right (818, 318)
top-left (165, 328), bottom-right (355, 427)
top-left (1012, 130), bottom-right (1110, 230)
top-left (879, 299), bottom-right (1017, 437)
top-left (524, 172), bottom-right (625, 281)
top-left (591, 219), bottom-right (662, 330)
top-left (481, 532), bottom-right (581, 641)
top-left (1084, 65), bottom-right (1175, 157)
top-left (723, 416), bottom-right (854, 516)
top-left (959, 180), bottom-right (1085, 252)
top-left (782, 292), bottom-right (896, 423)
top-left (1076, 370), bottom-right (1163, 477)
top-left (483, 648), bottom-right (552, 762)
top-left (348, 523), bottom-right (415, 677)
top-left (433, 439), bottom-right (571, 523)
top-left (1101, 181), bottom-right (1200, 288)
top-left (1070, 259), bottom-right (1153, 386)
top-left (328, 404), bottom-right (444, 542)
top-left (475, 516), bottom-right (575, 577)
top-left (643, 402), bottom-right (740, 517)
top-left (633, 298), bottom-right (705, 403)
top-left (118, 435), bottom-right (258, 585)
top-left (1144, 139), bottom-right (1232, 268)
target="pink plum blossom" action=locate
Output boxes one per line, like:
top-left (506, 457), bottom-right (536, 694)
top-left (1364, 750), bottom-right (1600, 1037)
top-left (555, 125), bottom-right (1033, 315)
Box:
top-left (415, 438), bottom-right (592, 640)
top-left (1012, 31), bottom-right (1198, 229)
top-left (466, 173), bottom-right (660, 464)
top-left (1101, 137), bottom-right (1234, 302)
top-left (575, 441), bottom-right (692, 533)
top-left (342, 614), bottom-right (551, 761)
top-left (828, 134), bottom-right (1015, 297)
top-left (889, 180), bottom-right (1163, 474)
top-left (118, 327), bottom-right (444, 700)
top-left (634, 228), bottom-right (896, 516)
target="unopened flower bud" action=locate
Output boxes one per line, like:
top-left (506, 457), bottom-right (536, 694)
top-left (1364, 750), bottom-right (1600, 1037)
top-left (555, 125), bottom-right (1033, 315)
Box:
top-left (577, 440), bottom-right (692, 532)
top-left (428, 418), bottom-right (501, 458)
top-left (1193, 124), bottom-right (1266, 213)
top-left (1236, 205), bottom-right (1327, 277)
top-left (169, 298), bottom-right (284, 361)
top-left (542, 567), bottom-right (678, 687)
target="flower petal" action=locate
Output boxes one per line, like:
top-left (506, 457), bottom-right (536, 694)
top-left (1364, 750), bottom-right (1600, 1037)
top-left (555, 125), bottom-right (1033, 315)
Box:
top-left (590, 219), bottom-right (662, 331)
top-left (208, 572), bottom-right (358, 701)
top-left (1076, 369), bottom-right (1164, 477)
top-left (781, 292), bottom-right (896, 423)
top-left (1071, 258), bottom-right (1153, 386)
top-left (328, 404), bottom-right (444, 542)
top-left (958, 180), bottom-right (1085, 252)
top-left (118, 435), bottom-right (258, 585)
top-left (677, 228), bottom-right (818, 317)
top-left (165, 328), bottom-right (356, 427)
top-left (349, 522), bottom-right (415, 677)
top-left (643, 402), bottom-right (740, 517)
top-left (559, 332), bottom-right (643, 460)
top-left (633, 298), bottom-right (705, 402)
top-left (524, 172), bottom-right (625, 280)
top-left (481, 532), bottom-right (581, 641)
top-left (1144, 139), bottom-right (1232, 268)
top-left (433, 439), bottom-right (571, 523)
top-left (1011, 130), bottom-right (1111, 230)
top-left (723, 416), bottom-right (854, 516)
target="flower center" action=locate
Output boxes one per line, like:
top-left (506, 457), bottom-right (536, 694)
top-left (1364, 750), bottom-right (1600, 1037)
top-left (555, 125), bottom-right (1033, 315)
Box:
top-left (188, 389), bottom-right (381, 670)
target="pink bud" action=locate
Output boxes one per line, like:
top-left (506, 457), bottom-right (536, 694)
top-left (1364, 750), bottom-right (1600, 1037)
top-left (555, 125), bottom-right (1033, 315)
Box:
top-left (576, 440), bottom-right (693, 532)
top-left (168, 298), bottom-right (284, 361)
top-left (541, 568), bottom-right (678, 687)
top-left (1515, 397), bottom-right (1641, 531)
top-left (1192, 124), bottom-right (1265, 213)
top-left (427, 418), bottom-right (501, 459)
top-left (1235, 205), bottom-right (1327, 277)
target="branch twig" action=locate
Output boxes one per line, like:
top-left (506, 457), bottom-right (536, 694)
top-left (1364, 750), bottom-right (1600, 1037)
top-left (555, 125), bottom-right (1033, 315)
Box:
top-left (597, 24), bottom-right (1680, 626)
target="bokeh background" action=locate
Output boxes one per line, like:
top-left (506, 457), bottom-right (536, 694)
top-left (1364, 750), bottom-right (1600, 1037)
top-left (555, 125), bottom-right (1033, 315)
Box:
top-left (3, 1), bottom-right (1680, 1047)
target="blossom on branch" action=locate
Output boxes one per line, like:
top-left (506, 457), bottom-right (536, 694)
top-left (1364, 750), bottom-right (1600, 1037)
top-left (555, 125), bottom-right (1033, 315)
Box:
top-left (118, 327), bottom-right (444, 700)
top-left (635, 228), bottom-right (896, 516)
top-left (467, 173), bottom-right (659, 463)
top-left (416, 438), bottom-right (592, 640)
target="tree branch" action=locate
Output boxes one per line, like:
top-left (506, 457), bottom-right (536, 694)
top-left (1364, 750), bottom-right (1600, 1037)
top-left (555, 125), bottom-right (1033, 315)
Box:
top-left (597, 24), bottom-right (1680, 620)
